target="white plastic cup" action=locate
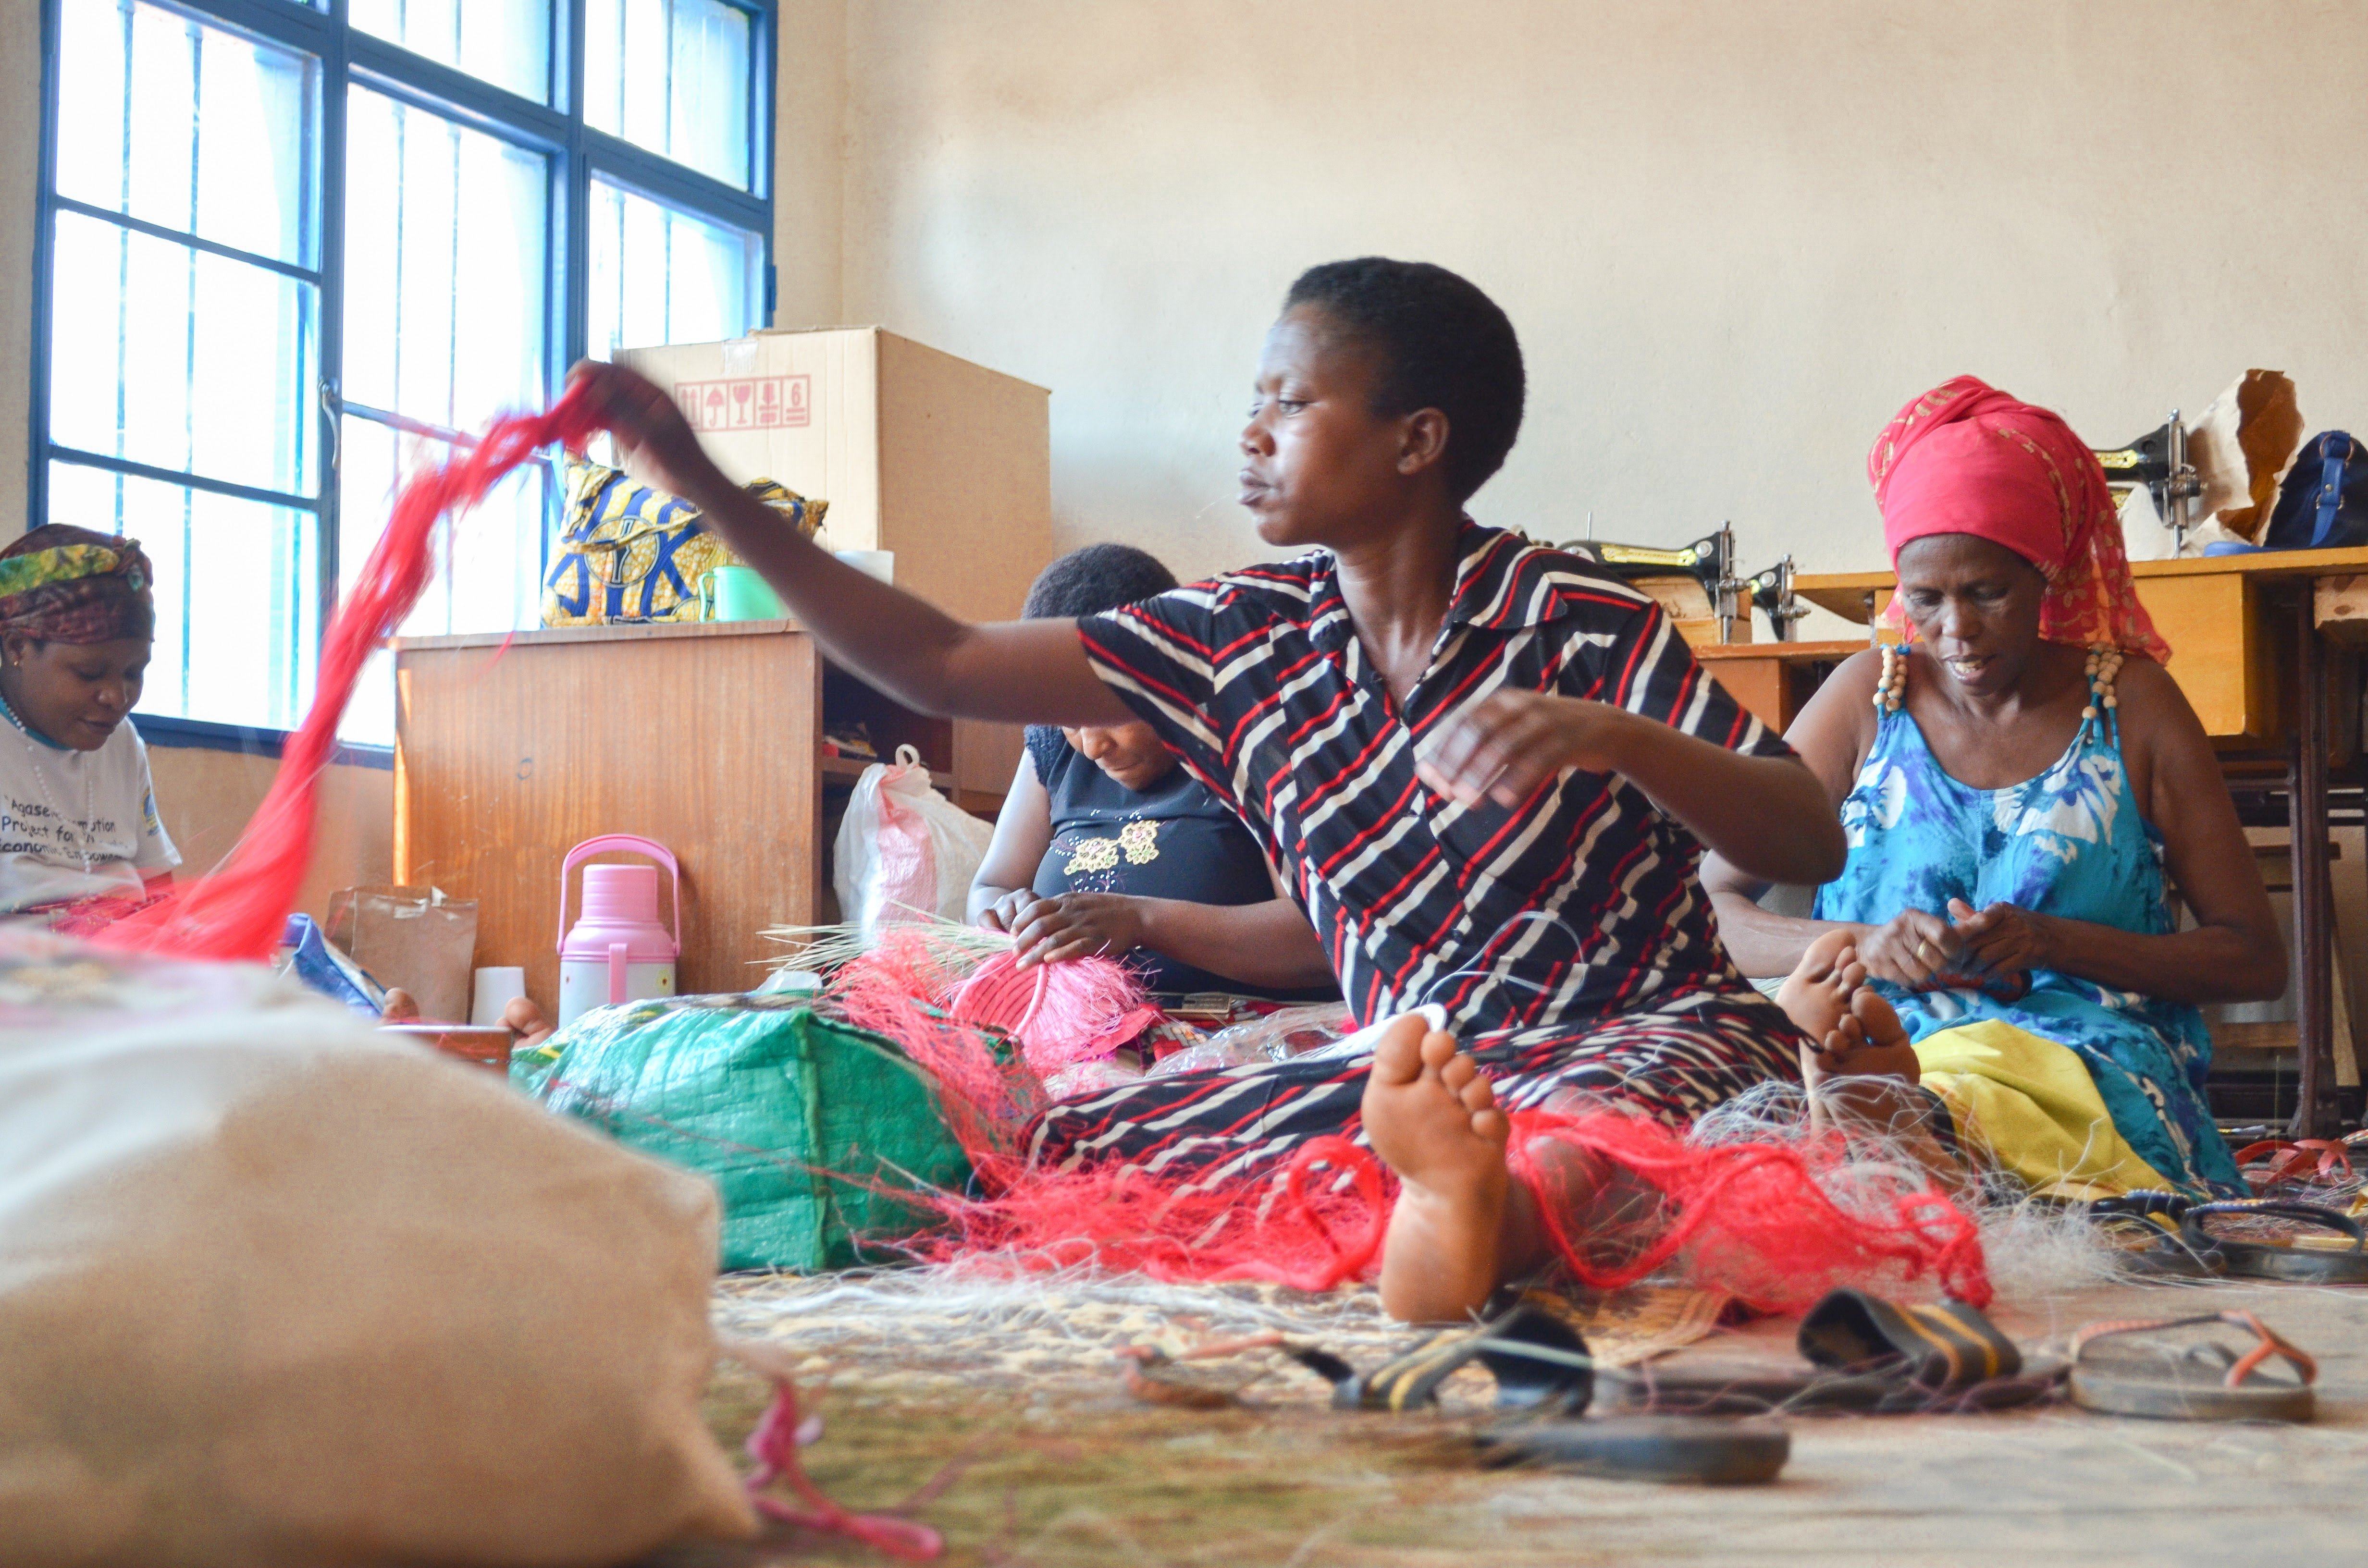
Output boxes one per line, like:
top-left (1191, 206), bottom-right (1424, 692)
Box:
top-left (835, 549), bottom-right (894, 584)
top-left (470, 966), bottom-right (528, 1028)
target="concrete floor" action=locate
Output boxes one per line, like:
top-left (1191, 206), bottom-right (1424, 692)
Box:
top-left (668, 1277), bottom-right (2368, 1568)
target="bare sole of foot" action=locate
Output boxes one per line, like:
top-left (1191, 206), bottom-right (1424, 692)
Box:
top-left (1776, 935), bottom-right (1921, 1084)
top-left (1365, 1016), bottom-right (1513, 1323)
top-left (1774, 928), bottom-right (1862, 1045)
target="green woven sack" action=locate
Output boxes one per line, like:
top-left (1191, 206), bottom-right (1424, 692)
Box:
top-left (511, 995), bottom-right (971, 1271)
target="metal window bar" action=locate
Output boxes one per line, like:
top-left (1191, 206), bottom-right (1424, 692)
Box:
top-left (32, 0), bottom-right (777, 744)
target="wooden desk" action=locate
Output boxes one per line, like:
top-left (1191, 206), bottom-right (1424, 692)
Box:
top-left (1720, 548), bottom-right (2368, 1137)
top-left (391, 621), bottom-right (1019, 1013)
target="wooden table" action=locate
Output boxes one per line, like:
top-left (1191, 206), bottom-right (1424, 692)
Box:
top-left (1705, 548), bottom-right (2368, 1136)
top-left (391, 620), bottom-right (1019, 1014)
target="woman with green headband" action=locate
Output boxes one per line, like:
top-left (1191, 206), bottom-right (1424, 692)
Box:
top-left (0, 524), bottom-right (179, 924)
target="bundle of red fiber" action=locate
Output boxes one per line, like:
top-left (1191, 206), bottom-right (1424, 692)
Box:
top-left (92, 383), bottom-right (603, 962)
top-left (1508, 1104), bottom-right (1991, 1311)
top-left (915, 1103), bottom-right (1986, 1312)
top-left (949, 948), bottom-right (1164, 1074)
top-left (823, 929), bottom-right (1047, 1161)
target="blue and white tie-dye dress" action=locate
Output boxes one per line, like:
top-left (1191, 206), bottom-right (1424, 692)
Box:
top-left (1812, 686), bottom-right (2242, 1195)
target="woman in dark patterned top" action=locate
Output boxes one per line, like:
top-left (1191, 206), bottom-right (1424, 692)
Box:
top-left (573, 257), bottom-right (1851, 1323)
top-left (969, 543), bottom-right (1337, 1002)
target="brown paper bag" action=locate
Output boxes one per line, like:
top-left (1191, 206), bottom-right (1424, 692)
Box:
top-left (2189, 369), bottom-right (2305, 543)
top-left (326, 883), bottom-right (478, 1022)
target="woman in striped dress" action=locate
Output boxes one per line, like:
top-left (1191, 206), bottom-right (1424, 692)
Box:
top-left (573, 257), bottom-right (1853, 1321)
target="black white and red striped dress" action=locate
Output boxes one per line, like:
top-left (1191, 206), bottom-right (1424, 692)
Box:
top-left (1026, 522), bottom-right (1808, 1184)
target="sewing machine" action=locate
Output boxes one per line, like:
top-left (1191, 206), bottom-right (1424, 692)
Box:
top-left (2094, 410), bottom-right (2203, 553)
top-left (1560, 523), bottom-right (1809, 643)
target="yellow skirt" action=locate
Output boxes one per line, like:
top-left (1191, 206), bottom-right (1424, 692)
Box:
top-left (1914, 1019), bottom-right (2177, 1201)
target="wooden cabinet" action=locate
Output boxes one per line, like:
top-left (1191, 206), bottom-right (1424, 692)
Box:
top-left (392, 620), bottom-right (1012, 1016)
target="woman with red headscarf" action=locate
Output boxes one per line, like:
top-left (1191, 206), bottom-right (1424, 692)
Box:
top-left (1705, 377), bottom-right (2284, 1199)
top-left (0, 524), bottom-right (178, 925)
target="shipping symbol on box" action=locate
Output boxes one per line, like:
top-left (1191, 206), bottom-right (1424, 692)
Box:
top-left (675, 374), bottom-right (812, 431)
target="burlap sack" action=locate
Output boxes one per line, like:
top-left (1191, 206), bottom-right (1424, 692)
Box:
top-left (0, 931), bottom-right (755, 1567)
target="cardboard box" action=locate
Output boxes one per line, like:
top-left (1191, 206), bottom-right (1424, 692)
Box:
top-left (617, 327), bottom-right (1052, 628)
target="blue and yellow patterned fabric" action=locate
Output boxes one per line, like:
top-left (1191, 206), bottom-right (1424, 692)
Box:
top-left (1813, 675), bottom-right (2242, 1195)
top-left (541, 456), bottom-right (826, 627)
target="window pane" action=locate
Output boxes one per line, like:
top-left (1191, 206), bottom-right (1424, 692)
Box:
top-left (343, 88), bottom-right (549, 430)
top-left (49, 209), bottom-right (318, 497)
top-left (334, 419), bottom-right (547, 745)
top-left (587, 178), bottom-right (761, 360)
top-left (350, 0), bottom-right (551, 105)
top-left (56, 0), bottom-right (316, 265)
top-left (585, 0), bottom-right (752, 188)
top-left (50, 461), bottom-right (320, 732)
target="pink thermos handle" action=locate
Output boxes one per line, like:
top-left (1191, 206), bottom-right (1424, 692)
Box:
top-left (608, 942), bottom-right (629, 1004)
top-left (558, 834), bottom-right (682, 948)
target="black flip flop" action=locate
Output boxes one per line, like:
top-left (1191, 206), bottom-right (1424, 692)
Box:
top-left (2068, 1310), bottom-right (2317, 1421)
top-left (2085, 1191), bottom-right (2227, 1279)
top-left (1598, 1289), bottom-right (2056, 1415)
top-left (1476, 1416), bottom-right (1790, 1484)
top-left (2183, 1199), bottom-right (2368, 1284)
top-left (1286, 1297), bottom-right (1596, 1414)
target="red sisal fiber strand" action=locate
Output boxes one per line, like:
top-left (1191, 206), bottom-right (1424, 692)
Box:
top-left (924, 1137), bottom-right (1389, 1293)
top-left (92, 385), bottom-right (602, 962)
top-left (1505, 1105), bottom-right (1992, 1312)
top-left (744, 1377), bottom-right (942, 1559)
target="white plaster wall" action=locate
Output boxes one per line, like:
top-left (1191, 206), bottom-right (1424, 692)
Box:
top-left (832, 0), bottom-right (2368, 591)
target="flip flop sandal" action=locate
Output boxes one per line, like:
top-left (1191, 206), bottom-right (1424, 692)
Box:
top-left (2084, 1191), bottom-right (2228, 1279)
top-left (2068, 1310), bottom-right (2316, 1421)
top-left (1598, 1289), bottom-right (2054, 1416)
top-left (2231, 1139), bottom-right (2356, 1191)
top-left (2182, 1199), bottom-right (2368, 1284)
top-left (1285, 1298), bottom-right (1596, 1415)
top-left (1474, 1416), bottom-right (1791, 1484)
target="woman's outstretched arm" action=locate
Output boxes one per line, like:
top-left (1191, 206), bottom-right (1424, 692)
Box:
top-left (572, 362), bottom-right (1136, 728)
top-left (1945, 659), bottom-right (2285, 1005)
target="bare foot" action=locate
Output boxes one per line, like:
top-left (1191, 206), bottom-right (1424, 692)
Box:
top-left (1775, 928), bottom-right (1863, 1043)
top-left (1814, 985), bottom-right (1923, 1083)
top-left (1777, 933), bottom-right (1921, 1084)
top-left (1365, 1016), bottom-right (1513, 1323)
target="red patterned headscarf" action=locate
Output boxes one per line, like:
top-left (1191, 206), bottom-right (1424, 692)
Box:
top-left (1869, 376), bottom-right (2169, 663)
top-left (0, 525), bottom-right (156, 646)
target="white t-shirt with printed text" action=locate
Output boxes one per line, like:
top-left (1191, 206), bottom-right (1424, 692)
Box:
top-left (0, 718), bottom-right (180, 913)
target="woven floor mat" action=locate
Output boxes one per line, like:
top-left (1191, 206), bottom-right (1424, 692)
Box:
top-left (712, 1269), bottom-right (1726, 1415)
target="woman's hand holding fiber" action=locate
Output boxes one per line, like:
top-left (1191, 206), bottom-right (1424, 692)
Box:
top-left (1855, 908), bottom-right (1966, 991)
top-left (1010, 892), bottom-right (1149, 968)
top-left (565, 361), bottom-right (732, 512)
top-left (1414, 690), bottom-right (1630, 808)
top-left (977, 888), bottom-right (1035, 934)
top-left (1945, 897), bottom-right (2052, 978)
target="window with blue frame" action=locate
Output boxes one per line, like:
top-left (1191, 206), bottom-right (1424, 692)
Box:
top-left (34, 0), bottom-right (774, 747)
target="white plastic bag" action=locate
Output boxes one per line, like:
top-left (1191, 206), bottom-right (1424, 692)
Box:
top-left (0, 931), bottom-right (754, 1567)
top-left (832, 744), bottom-right (995, 936)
